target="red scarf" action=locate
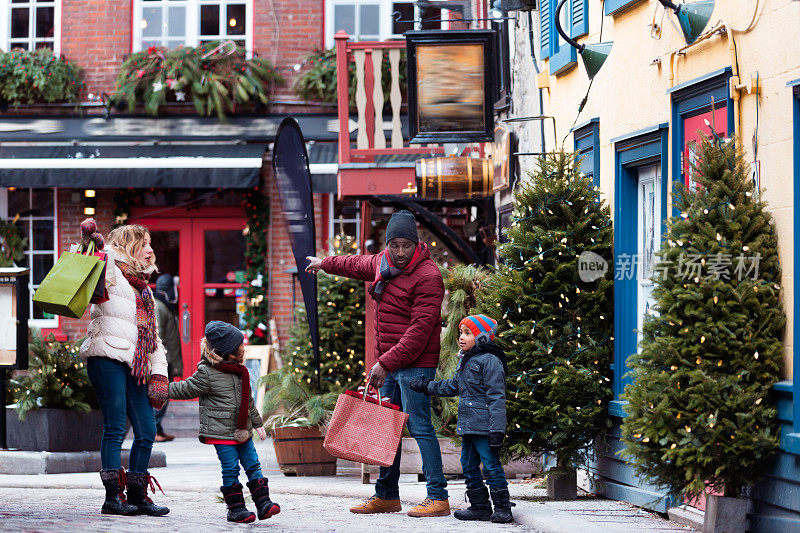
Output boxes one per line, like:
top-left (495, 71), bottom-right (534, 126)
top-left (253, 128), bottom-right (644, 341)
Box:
top-left (116, 261), bottom-right (157, 384)
top-left (368, 243), bottom-right (424, 302)
top-left (216, 362), bottom-right (251, 443)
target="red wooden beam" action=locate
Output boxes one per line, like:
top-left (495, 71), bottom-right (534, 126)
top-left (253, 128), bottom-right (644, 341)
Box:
top-left (338, 166), bottom-right (416, 198)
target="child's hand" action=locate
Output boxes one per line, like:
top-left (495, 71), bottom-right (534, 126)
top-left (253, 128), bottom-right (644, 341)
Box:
top-left (256, 426), bottom-right (267, 440)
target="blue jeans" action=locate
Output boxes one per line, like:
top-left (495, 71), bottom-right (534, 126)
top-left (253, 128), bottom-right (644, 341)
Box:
top-left (461, 434), bottom-right (508, 492)
top-left (375, 366), bottom-right (448, 501)
top-left (86, 357), bottom-right (156, 473)
top-left (214, 439), bottom-right (263, 487)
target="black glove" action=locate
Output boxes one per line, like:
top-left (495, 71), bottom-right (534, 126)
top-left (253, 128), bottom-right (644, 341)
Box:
top-left (409, 378), bottom-right (431, 395)
top-left (489, 432), bottom-right (505, 454)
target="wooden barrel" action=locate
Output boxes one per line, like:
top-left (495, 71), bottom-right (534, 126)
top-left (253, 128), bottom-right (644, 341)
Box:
top-left (414, 156), bottom-right (494, 199)
top-left (272, 425), bottom-right (337, 476)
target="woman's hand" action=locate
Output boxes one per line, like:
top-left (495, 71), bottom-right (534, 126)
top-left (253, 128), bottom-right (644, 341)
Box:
top-left (305, 256), bottom-right (323, 274)
top-left (148, 375), bottom-right (169, 410)
top-left (256, 426), bottom-right (267, 440)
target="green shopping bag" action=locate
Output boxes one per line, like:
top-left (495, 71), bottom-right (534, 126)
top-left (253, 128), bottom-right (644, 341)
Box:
top-left (33, 242), bottom-right (105, 319)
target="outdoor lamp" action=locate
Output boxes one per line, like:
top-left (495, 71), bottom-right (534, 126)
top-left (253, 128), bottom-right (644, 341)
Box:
top-left (657, 0), bottom-right (715, 45)
top-left (554, 0), bottom-right (613, 80)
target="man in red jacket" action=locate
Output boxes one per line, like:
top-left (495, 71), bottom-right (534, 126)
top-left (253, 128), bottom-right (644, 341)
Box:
top-left (306, 210), bottom-right (449, 517)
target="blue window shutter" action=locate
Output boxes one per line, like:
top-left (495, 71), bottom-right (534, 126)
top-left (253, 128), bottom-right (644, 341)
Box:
top-left (604, 0), bottom-right (643, 16)
top-left (540, 0), bottom-right (551, 59)
top-left (571, 0), bottom-right (588, 38)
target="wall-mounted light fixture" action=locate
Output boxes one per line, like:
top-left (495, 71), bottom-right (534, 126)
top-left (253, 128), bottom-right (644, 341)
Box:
top-left (83, 189), bottom-right (97, 216)
top-left (657, 0), bottom-right (715, 45)
top-left (554, 0), bottom-right (612, 80)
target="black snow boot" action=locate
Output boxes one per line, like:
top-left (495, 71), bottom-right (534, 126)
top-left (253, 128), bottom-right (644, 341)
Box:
top-left (221, 483), bottom-right (256, 523)
top-left (453, 487), bottom-right (492, 521)
top-left (125, 471), bottom-right (170, 516)
top-left (99, 469), bottom-right (139, 516)
top-left (490, 488), bottom-right (514, 523)
top-left (246, 478), bottom-right (281, 520)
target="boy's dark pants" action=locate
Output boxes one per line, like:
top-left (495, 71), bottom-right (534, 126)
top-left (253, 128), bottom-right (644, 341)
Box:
top-left (461, 434), bottom-right (508, 491)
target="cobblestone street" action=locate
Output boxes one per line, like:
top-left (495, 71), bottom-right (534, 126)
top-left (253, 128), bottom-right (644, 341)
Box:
top-left (0, 487), bottom-right (531, 533)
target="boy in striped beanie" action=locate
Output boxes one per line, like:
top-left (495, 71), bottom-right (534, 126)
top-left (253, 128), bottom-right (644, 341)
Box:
top-left (410, 314), bottom-right (512, 523)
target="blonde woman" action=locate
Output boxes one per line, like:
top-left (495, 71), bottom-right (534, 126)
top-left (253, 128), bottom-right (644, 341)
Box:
top-left (79, 220), bottom-right (170, 517)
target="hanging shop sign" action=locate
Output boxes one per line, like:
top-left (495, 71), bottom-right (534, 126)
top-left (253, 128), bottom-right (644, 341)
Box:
top-left (490, 125), bottom-right (512, 192)
top-left (405, 29), bottom-right (497, 144)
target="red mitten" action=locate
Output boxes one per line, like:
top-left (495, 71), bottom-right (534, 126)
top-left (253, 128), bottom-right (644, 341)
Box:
top-left (148, 375), bottom-right (169, 410)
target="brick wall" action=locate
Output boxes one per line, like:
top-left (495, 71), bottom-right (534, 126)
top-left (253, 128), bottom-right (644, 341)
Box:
top-left (58, 0), bottom-right (326, 102)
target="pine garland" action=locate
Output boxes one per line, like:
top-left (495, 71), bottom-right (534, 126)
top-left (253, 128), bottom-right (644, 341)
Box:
top-left (7, 330), bottom-right (98, 420)
top-left (109, 41), bottom-right (283, 119)
top-left (0, 49), bottom-right (83, 106)
top-left (242, 187), bottom-right (270, 344)
top-left (620, 135), bottom-right (785, 500)
top-left (476, 150), bottom-right (614, 467)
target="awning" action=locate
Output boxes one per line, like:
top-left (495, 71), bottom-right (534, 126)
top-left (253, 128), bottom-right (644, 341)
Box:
top-left (0, 143), bottom-right (339, 189)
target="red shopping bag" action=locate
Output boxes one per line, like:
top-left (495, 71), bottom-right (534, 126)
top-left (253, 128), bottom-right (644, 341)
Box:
top-left (323, 385), bottom-right (409, 467)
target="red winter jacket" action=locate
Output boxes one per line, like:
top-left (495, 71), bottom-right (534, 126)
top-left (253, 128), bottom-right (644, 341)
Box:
top-left (320, 245), bottom-right (443, 373)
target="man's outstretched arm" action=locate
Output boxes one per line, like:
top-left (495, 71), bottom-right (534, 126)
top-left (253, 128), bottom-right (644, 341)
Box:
top-left (306, 254), bottom-right (379, 282)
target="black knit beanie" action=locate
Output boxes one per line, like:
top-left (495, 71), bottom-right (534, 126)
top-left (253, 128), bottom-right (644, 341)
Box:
top-left (385, 210), bottom-right (419, 243)
top-left (205, 321), bottom-right (244, 356)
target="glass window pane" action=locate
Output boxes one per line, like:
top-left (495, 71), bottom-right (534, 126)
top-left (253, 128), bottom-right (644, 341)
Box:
top-left (167, 6), bottom-right (186, 37)
top-left (35, 7), bottom-right (54, 38)
top-left (32, 254), bottom-right (53, 285)
top-left (34, 41), bottom-right (53, 49)
top-left (359, 4), bottom-right (380, 37)
top-left (200, 4), bottom-right (219, 35)
top-left (392, 3), bottom-right (414, 34)
top-left (10, 42), bottom-right (29, 50)
top-left (11, 8), bottom-right (30, 39)
top-left (149, 231), bottom-right (180, 280)
top-left (420, 7), bottom-right (441, 30)
top-left (226, 4), bottom-right (245, 36)
top-left (204, 230), bottom-right (245, 283)
top-left (7, 189), bottom-right (29, 218)
top-left (204, 293), bottom-right (239, 329)
top-left (333, 5), bottom-right (356, 36)
top-left (32, 220), bottom-right (54, 251)
top-left (31, 188), bottom-right (53, 216)
top-left (142, 7), bottom-right (162, 38)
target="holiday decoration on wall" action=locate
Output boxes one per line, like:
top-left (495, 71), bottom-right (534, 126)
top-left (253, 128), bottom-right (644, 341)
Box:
top-left (284, 234), bottom-right (366, 394)
top-left (7, 331), bottom-right (98, 421)
top-left (476, 151), bottom-right (614, 468)
top-left (0, 219), bottom-right (28, 268)
top-left (242, 187), bottom-right (270, 344)
top-left (0, 49), bottom-right (83, 107)
top-left (620, 135), bottom-right (785, 501)
top-left (109, 41), bottom-right (282, 119)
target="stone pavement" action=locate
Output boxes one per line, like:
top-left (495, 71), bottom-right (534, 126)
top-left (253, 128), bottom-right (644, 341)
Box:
top-left (0, 438), bottom-right (697, 533)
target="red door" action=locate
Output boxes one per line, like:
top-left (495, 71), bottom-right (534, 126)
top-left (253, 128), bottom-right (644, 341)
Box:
top-left (134, 210), bottom-right (247, 377)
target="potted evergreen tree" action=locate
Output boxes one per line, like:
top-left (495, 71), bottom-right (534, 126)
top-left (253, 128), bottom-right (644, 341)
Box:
top-left (620, 136), bottom-right (785, 533)
top-left (476, 150), bottom-right (614, 499)
top-left (5, 330), bottom-right (101, 452)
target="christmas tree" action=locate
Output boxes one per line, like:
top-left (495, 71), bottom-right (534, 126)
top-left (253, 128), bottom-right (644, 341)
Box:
top-left (8, 330), bottom-right (98, 420)
top-left (476, 150), bottom-right (614, 469)
top-left (284, 234), bottom-right (366, 393)
top-left (242, 188), bottom-right (270, 344)
top-left (432, 264), bottom-right (489, 438)
top-left (620, 136), bottom-right (785, 500)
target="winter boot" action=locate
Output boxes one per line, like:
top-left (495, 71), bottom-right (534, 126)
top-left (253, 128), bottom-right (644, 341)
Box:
top-left (489, 488), bottom-right (514, 523)
top-left (246, 478), bottom-right (281, 520)
top-left (220, 483), bottom-right (256, 523)
top-left (453, 487), bottom-right (492, 521)
top-left (125, 471), bottom-right (170, 516)
top-left (99, 469), bottom-right (139, 516)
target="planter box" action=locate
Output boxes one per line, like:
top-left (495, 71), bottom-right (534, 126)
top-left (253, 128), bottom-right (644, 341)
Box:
top-left (272, 425), bottom-right (337, 476)
top-left (546, 467), bottom-right (578, 500)
top-left (398, 437), bottom-right (541, 478)
top-left (6, 406), bottom-right (103, 452)
top-left (704, 495), bottom-right (748, 533)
